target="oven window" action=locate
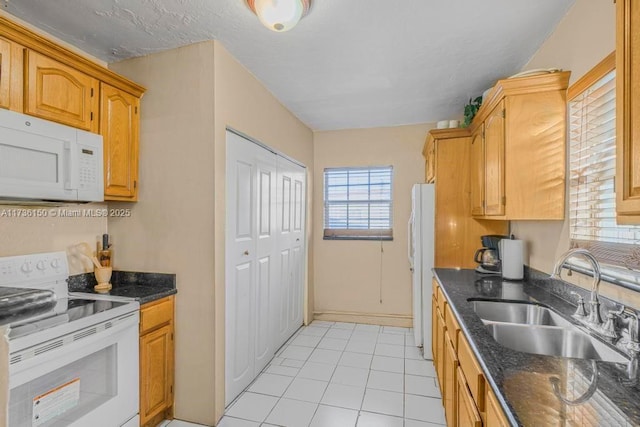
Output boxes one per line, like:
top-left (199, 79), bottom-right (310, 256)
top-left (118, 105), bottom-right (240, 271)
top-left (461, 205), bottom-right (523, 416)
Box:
top-left (9, 344), bottom-right (117, 427)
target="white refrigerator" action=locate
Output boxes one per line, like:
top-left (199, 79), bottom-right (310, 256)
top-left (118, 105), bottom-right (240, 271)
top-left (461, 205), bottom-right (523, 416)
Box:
top-left (408, 183), bottom-right (435, 359)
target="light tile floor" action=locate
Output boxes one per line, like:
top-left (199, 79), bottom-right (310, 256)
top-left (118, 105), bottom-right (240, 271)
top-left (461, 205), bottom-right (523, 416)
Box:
top-left (220, 321), bottom-right (445, 427)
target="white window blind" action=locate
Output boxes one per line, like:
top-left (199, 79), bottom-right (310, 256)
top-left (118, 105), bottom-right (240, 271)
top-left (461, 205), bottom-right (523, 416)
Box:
top-left (569, 69), bottom-right (640, 271)
top-left (323, 166), bottom-right (393, 240)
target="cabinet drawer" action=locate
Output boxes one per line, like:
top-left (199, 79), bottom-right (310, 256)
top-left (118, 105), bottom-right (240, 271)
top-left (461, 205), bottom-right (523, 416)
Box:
top-left (444, 304), bottom-right (460, 351)
top-left (458, 333), bottom-right (485, 411)
top-left (141, 296), bottom-right (174, 334)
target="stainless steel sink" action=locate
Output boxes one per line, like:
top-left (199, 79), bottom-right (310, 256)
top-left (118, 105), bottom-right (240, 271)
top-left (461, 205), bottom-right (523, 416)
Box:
top-left (472, 300), bottom-right (573, 327)
top-left (484, 322), bottom-right (627, 363)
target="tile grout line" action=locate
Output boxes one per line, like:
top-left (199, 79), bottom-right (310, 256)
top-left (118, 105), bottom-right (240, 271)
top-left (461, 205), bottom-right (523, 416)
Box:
top-left (225, 323), bottom-right (442, 426)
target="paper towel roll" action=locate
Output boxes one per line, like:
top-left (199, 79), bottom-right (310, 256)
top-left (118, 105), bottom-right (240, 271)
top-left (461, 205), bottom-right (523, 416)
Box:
top-left (501, 239), bottom-right (524, 280)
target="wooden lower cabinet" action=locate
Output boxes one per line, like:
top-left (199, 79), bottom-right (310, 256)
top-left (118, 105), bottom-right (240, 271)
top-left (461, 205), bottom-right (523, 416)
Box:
top-left (432, 295), bottom-right (438, 361)
top-left (486, 388), bottom-right (510, 427)
top-left (435, 307), bottom-right (446, 396)
top-left (140, 296), bottom-right (175, 427)
top-left (444, 332), bottom-right (458, 426)
top-left (457, 367), bottom-right (483, 427)
top-left (434, 284), bottom-right (511, 427)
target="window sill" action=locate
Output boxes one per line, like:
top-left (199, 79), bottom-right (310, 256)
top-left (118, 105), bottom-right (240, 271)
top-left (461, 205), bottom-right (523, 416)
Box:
top-left (323, 236), bottom-right (393, 241)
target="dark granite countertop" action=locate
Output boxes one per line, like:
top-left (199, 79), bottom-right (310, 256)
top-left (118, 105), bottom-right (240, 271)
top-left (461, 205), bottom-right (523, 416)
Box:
top-left (434, 268), bottom-right (640, 427)
top-left (68, 270), bottom-right (176, 305)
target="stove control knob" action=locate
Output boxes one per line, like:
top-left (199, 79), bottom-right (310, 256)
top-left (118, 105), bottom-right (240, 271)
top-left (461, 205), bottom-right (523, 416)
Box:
top-left (36, 261), bottom-right (46, 271)
top-left (21, 262), bottom-right (33, 273)
top-left (50, 259), bottom-right (60, 269)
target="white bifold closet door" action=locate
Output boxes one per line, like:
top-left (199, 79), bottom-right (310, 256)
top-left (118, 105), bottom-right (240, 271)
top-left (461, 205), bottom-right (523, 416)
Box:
top-left (274, 156), bottom-right (306, 349)
top-left (225, 131), bottom-right (306, 406)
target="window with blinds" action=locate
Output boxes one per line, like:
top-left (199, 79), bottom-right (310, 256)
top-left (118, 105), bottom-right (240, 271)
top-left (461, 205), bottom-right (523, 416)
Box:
top-left (569, 61), bottom-right (640, 272)
top-left (323, 166), bottom-right (393, 240)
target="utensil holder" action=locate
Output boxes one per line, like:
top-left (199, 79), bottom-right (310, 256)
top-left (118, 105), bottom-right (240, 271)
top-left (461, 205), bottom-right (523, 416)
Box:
top-left (94, 266), bottom-right (112, 293)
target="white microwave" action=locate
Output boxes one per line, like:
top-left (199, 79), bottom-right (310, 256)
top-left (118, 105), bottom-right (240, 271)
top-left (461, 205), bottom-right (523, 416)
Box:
top-left (0, 109), bottom-right (103, 202)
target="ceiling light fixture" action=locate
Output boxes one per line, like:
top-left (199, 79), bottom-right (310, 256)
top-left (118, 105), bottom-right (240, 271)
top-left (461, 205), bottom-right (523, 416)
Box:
top-left (246, 0), bottom-right (311, 32)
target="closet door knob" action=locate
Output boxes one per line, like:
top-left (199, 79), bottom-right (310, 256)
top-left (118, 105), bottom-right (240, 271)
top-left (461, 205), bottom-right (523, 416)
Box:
top-left (244, 250), bottom-right (249, 256)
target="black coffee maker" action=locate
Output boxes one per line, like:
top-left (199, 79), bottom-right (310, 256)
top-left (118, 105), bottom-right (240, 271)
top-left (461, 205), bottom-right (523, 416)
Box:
top-left (474, 235), bottom-right (509, 273)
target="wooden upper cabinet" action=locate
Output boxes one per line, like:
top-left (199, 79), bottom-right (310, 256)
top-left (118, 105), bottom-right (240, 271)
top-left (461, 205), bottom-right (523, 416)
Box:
top-left (424, 128), bottom-right (508, 269)
top-left (470, 72), bottom-right (569, 220)
top-left (616, 0), bottom-right (640, 218)
top-left (24, 50), bottom-right (99, 132)
top-left (100, 83), bottom-right (140, 201)
top-left (484, 101), bottom-right (506, 216)
top-left (470, 125), bottom-right (485, 216)
top-left (0, 37), bottom-right (23, 111)
top-left (424, 133), bottom-right (436, 183)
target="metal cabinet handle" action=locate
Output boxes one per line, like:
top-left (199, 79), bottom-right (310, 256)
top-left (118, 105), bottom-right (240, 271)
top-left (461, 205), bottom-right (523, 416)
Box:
top-left (243, 250), bottom-right (249, 256)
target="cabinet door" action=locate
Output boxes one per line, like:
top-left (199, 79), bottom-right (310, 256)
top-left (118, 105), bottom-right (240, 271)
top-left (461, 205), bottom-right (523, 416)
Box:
top-left (25, 50), bottom-right (99, 131)
top-left (457, 368), bottom-right (483, 427)
top-left (100, 83), bottom-right (140, 200)
top-left (434, 136), bottom-right (472, 268)
top-left (0, 37), bottom-right (23, 111)
top-left (444, 332), bottom-right (458, 427)
top-left (424, 135), bottom-right (436, 183)
top-left (470, 125), bottom-right (485, 216)
top-left (484, 101), bottom-right (506, 216)
top-left (431, 295), bottom-right (438, 361)
top-left (435, 307), bottom-right (446, 396)
top-left (486, 387), bottom-right (510, 427)
top-left (140, 324), bottom-right (174, 425)
top-left (616, 0), bottom-right (640, 216)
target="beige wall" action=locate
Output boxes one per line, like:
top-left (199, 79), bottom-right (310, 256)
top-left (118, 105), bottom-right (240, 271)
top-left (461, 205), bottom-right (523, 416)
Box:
top-left (108, 41), bottom-right (218, 425)
top-left (0, 203), bottom-right (107, 274)
top-left (212, 41), bottom-right (314, 423)
top-left (313, 124), bottom-right (432, 325)
top-left (512, 0), bottom-right (616, 273)
top-left (110, 41), bottom-right (314, 425)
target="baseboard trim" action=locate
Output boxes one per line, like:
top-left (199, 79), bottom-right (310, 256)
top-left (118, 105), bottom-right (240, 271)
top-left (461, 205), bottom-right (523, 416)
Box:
top-left (313, 311), bottom-right (412, 327)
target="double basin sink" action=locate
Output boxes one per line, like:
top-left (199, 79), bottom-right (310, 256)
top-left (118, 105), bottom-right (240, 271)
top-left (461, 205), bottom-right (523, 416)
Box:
top-left (471, 300), bottom-right (628, 363)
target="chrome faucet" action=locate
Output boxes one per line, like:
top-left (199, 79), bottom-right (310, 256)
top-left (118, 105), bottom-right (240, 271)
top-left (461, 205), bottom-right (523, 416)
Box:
top-left (619, 307), bottom-right (640, 354)
top-left (551, 248), bottom-right (603, 327)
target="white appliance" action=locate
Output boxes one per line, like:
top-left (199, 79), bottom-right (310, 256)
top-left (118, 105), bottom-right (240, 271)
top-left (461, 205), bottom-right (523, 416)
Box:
top-left (408, 183), bottom-right (435, 359)
top-left (0, 109), bottom-right (103, 202)
top-left (1, 252), bottom-right (139, 427)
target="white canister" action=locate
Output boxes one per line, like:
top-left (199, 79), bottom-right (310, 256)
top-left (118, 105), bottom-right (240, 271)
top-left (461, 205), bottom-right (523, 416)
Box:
top-left (437, 120), bottom-right (449, 129)
top-left (499, 239), bottom-right (524, 280)
top-left (449, 120), bottom-right (459, 128)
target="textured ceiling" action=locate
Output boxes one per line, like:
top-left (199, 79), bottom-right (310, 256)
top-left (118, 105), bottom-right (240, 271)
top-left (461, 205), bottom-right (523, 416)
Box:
top-left (4, 0), bottom-right (575, 130)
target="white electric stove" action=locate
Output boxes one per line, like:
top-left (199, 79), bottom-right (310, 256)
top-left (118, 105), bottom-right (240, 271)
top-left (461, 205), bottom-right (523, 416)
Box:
top-left (0, 251), bottom-right (140, 427)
